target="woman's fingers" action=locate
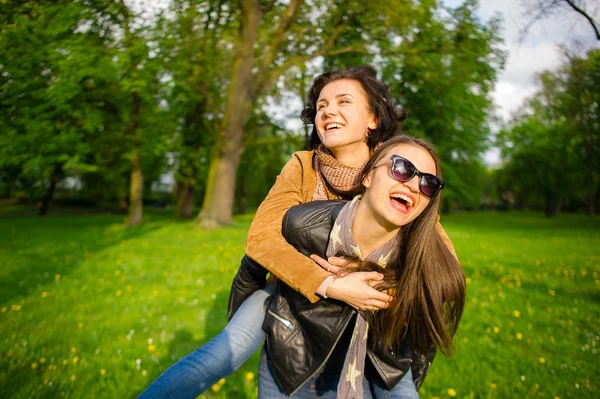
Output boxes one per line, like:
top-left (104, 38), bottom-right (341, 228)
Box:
top-left (310, 254), bottom-right (342, 274)
top-left (325, 273), bottom-right (394, 310)
top-left (327, 257), bottom-right (359, 269)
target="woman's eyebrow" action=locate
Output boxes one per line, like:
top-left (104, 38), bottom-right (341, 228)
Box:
top-left (317, 93), bottom-right (354, 104)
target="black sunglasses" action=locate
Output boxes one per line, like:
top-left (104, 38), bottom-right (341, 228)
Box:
top-left (387, 155), bottom-right (445, 198)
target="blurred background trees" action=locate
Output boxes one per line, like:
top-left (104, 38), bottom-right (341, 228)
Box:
top-left (1, 0), bottom-right (597, 223)
top-left (497, 48), bottom-right (600, 216)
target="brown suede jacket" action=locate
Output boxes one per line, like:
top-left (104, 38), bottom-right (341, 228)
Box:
top-left (245, 150), bottom-right (457, 303)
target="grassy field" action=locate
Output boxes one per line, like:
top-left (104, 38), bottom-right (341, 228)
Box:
top-left (0, 210), bottom-right (598, 398)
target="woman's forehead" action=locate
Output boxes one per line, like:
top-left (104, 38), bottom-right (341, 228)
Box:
top-left (385, 143), bottom-right (436, 174)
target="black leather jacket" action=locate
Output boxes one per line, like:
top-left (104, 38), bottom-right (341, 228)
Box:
top-left (228, 200), bottom-right (436, 396)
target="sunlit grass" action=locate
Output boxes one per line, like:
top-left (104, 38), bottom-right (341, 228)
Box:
top-left (1, 210), bottom-right (598, 398)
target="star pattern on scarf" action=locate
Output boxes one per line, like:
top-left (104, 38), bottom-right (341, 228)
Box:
top-left (345, 358), bottom-right (362, 391)
top-left (329, 222), bottom-right (343, 253)
top-left (376, 253), bottom-right (389, 267)
top-left (351, 243), bottom-right (362, 259)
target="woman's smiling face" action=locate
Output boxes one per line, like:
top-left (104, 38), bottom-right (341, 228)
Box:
top-left (315, 79), bottom-right (377, 154)
top-left (362, 143), bottom-right (437, 229)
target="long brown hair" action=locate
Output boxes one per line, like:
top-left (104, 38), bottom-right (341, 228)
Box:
top-left (355, 135), bottom-right (466, 357)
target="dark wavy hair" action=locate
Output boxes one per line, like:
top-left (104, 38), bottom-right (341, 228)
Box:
top-left (339, 135), bottom-right (466, 358)
top-left (300, 65), bottom-right (406, 150)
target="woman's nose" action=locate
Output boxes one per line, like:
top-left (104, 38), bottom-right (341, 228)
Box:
top-left (322, 104), bottom-right (337, 116)
top-left (403, 176), bottom-right (420, 193)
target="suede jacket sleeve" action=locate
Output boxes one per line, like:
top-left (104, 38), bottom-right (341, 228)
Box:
top-left (436, 218), bottom-right (458, 260)
top-left (245, 151), bottom-right (331, 303)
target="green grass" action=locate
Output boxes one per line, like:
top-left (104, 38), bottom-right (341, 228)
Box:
top-left (1, 210), bottom-right (598, 398)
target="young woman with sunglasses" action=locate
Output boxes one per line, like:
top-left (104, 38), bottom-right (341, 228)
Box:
top-left (231, 135), bottom-right (465, 398)
top-left (139, 67), bottom-right (456, 398)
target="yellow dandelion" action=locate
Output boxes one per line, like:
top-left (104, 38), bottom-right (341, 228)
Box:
top-left (516, 333), bottom-right (523, 340)
top-left (211, 384), bottom-right (221, 393)
top-left (40, 357), bottom-right (46, 364)
top-left (548, 289), bottom-right (556, 296)
top-left (148, 344), bottom-right (156, 352)
top-left (539, 357), bottom-right (546, 364)
top-left (153, 290), bottom-right (159, 297)
top-left (116, 290), bottom-right (122, 297)
top-left (493, 326), bottom-right (500, 334)
top-left (55, 274), bottom-right (61, 281)
top-left (62, 360), bottom-right (68, 365)
top-left (491, 383), bottom-right (497, 389)
top-left (448, 388), bottom-right (457, 397)
top-left (497, 291), bottom-right (505, 298)
top-left (78, 322), bottom-right (84, 329)
top-left (72, 357), bottom-right (79, 364)
top-left (31, 362), bottom-right (38, 369)
top-left (218, 378), bottom-right (226, 385)
top-left (41, 292), bottom-right (48, 298)
top-left (115, 270), bottom-right (121, 276)
top-left (70, 375), bottom-right (76, 382)
top-left (1, 307), bottom-right (6, 313)
top-left (432, 397), bottom-right (440, 399)
top-left (466, 277), bottom-right (472, 284)
top-left (245, 372), bottom-right (254, 382)
top-left (513, 310), bottom-right (520, 318)
top-left (100, 369), bottom-right (106, 376)
top-left (71, 347), bottom-right (76, 353)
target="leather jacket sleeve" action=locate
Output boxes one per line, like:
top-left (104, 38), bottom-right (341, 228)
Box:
top-left (411, 344), bottom-right (437, 390)
top-left (227, 255), bottom-right (268, 320)
top-left (227, 200), bottom-right (346, 320)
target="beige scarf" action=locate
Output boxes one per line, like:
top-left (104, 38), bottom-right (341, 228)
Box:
top-left (312, 145), bottom-right (367, 201)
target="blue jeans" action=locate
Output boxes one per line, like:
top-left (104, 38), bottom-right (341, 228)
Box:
top-left (258, 349), bottom-right (419, 398)
top-left (138, 286), bottom-right (274, 399)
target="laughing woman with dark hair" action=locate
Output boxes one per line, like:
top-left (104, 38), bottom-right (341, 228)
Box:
top-left (231, 135), bottom-right (466, 398)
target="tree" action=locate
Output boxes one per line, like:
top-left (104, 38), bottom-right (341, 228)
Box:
top-left (382, 0), bottom-right (506, 211)
top-left (498, 48), bottom-right (600, 216)
top-left (0, 0), bottom-right (121, 215)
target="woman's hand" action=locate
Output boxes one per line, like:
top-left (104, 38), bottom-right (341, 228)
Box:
top-left (310, 254), bottom-right (358, 277)
top-left (325, 272), bottom-right (393, 311)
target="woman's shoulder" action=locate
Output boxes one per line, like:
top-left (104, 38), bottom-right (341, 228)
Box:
top-left (289, 149), bottom-right (315, 166)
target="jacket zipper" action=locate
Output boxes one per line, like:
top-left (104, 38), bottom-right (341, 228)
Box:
top-left (287, 310), bottom-right (354, 397)
top-left (267, 309), bottom-right (295, 331)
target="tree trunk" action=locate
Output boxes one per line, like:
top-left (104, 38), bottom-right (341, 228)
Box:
top-left (175, 181), bottom-right (195, 218)
top-left (544, 196), bottom-right (562, 217)
top-left (196, 0), bottom-right (261, 228)
top-left (38, 164), bottom-right (62, 216)
top-left (586, 189), bottom-right (597, 215)
top-left (126, 91), bottom-right (143, 227)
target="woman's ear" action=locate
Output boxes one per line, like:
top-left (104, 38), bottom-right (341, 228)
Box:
top-left (363, 171), bottom-right (373, 189)
top-left (368, 115), bottom-right (378, 131)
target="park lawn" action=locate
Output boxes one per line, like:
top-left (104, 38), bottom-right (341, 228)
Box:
top-left (0, 211), bottom-right (598, 398)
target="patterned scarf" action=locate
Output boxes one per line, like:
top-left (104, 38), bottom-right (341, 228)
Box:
top-left (312, 145), bottom-right (367, 201)
top-left (325, 197), bottom-right (397, 399)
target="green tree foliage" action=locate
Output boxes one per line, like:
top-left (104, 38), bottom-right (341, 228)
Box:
top-left (381, 0), bottom-right (506, 211)
top-left (498, 48), bottom-right (600, 216)
top-left (0, 0), bottom-right (120, 214)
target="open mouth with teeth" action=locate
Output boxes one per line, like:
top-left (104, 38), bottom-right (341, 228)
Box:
top-left (389, 193), bottom-right (414, 213)
top-left (325, 123), bottom-right (344, 131)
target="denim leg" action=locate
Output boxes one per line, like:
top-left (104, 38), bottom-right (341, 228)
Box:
top-left (138, 286), bottom-right (273, 399)
top-left (370, 368), bottom-right (419, 399)
top-left (258, 348), bottom-right (374, 399)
